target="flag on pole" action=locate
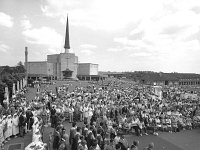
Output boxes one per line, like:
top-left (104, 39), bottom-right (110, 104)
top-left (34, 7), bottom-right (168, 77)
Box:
top-left (12, 83), bottom-right (15, 95)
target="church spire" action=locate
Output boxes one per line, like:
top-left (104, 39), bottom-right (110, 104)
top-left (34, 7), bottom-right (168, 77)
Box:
top-left (64, 15), bottom-right (70, 53)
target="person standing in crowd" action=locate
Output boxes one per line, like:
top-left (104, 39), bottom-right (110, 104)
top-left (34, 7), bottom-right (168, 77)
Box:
top-left (0, 116), bottom-right (5, 149)
top-left (78, 140), bottom-right (88, 150)
top-left (89, 139), bottom-right (100, 150)
top-left (2, 115), bottom-right (7, 143)
top-left (83, 104), bottom-right (89, 124)
top-left (131, 116), bottom-right (141, 136)
top-left (26, 108), bottom-right (33, 131)
top-left (19, 111), bottom-right (26, 137)
top-left (74, 105), bottom-right (79, 122)
top-left (6, 114), bottom-right (13, 140)
top-left (53, 126), bottom-right (61, 150)
top-left (71, 127), bottom-right (81, 150)
top-left (48, 131), bottom-right (54, 150)
top-left (69, 105), bottom-right (74, 123)
top-left (58, 134), bottom-right (70, 150)
top-left (12, 112), bottom-right (19, 138)
top-left (69, 122), bottom-right (77, 146)
top-left (119, 135), bottom-right (129, 150)
top-left (50, 106), bottom-right (56, 128)
top-left (79, 103), bottom-right (83, 122)
top-left (3, 115), bottom-right (9, 142)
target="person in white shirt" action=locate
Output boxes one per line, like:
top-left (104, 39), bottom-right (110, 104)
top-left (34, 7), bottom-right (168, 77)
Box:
top-left (79, 104), bottom-right (83, 122)
top-left (88, 107), bottom-right (93, 124)
top-left (69, 106), bottom-right (74, 123)
top-left (6, 114), bottom-right (13, 140)
top-left (83, 105), bottom-right (89, 124)
top-left (12, 113), bottom-right (19, 137)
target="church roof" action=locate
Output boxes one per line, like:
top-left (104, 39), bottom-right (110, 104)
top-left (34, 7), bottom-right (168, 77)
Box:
top-left (64, 15), bottom-right (70, 50)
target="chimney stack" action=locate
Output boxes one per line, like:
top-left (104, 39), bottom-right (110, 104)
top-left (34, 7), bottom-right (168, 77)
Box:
top-left (25, 47), bottom-right (28, 78)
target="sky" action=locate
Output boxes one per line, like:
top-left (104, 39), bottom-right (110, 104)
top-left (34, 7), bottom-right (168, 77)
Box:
top-left (0, 0), bottom-right (200, 73)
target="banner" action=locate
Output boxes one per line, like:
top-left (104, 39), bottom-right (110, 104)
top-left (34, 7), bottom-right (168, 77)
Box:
top-left (4, 87), bottom-right (9, 104)
top-left (23, 78), bottom-right (27, 87)
top-left (17, 81), bottom-right (19, 92)
top-left (23, 78), bottom-right (25, 87)
top-left (20, 80), bottom-right (22, 90)
top-left (12, 83), bottom-right (16, 95)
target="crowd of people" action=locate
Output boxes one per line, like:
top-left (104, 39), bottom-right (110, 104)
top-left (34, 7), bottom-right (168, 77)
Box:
top-left (43, 80), bottom-right (200, 150)
top-left (0, 88), bottom-right (29, 149)
top-left (0, 79), bottom-right (200, 150)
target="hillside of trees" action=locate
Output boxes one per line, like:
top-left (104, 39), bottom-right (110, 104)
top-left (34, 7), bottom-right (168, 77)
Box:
top-left (100, 71), bottom-right (200, 83)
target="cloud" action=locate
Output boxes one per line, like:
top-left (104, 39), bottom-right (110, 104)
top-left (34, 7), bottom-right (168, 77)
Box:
top-left (0, 12), bottom-right (13, 28)
top-left (80, 44), bottom-right (97, 49)
top-left (22, 26), bottom-right (63, 52)
top-left (113, 37), bottom-right (154, 52)
top-left (21, 16), bottom-right (32, 29)
top-left (0, 42), bottom-right (9, 53)
top-left (113, 37), bottom-right (130, 45)
top-left (130, 52), bottom-right (151, 57)
top-left (41, 0), bottom-right (81, 17)
top-left (79, 44), bottom-right (97, 56)
top-left (41, 0), bottom-right (165, 31)
top-left (107, 48), bottom-right (122, 52)
top-left (80, 49), bottom-right (93, 56)
top-left (38, 0), bottom-right (200, 72)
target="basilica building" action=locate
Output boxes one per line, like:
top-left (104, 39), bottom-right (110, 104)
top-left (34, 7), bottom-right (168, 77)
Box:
top-left (25, 16), bottom-right (102, 81)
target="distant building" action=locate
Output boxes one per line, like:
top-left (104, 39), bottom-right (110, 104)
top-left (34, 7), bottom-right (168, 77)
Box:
top-left (25, 16), bottom-right (103, 81)
top-left (26, 61), bottom-right (53, 78)
top-left (102, 71), bottom-right (200, 86)
top-left (77, 63), bottom-right (104, 81)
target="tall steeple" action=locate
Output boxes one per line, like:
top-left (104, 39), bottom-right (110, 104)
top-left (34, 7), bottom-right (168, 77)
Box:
top-left (64, 15), bottom-right (70, 53)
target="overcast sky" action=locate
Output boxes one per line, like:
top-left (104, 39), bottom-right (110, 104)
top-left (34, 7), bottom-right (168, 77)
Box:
top-left (0, 0), bottom-right (200, 73)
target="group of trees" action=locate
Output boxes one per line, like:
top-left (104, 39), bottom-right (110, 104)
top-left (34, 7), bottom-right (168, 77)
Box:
top-left (0, 62), bottom-right (26, 105)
